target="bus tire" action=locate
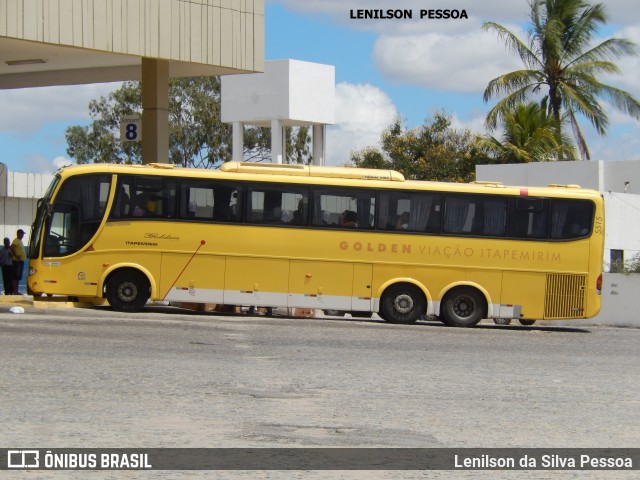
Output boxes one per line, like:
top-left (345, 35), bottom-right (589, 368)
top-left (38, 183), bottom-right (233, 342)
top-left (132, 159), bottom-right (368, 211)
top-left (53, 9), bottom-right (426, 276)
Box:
top-left (441, 287), bottom-right (485, 327)
top-left (106, 269), bottom-right (150, 312)
top-left (519, 319), bottom-right (536, 326)
top-left (379, 284), bottom-right (425, 324)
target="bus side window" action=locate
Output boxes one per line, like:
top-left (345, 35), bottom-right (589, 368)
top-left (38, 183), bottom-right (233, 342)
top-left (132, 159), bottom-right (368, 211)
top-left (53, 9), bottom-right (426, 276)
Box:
top-left (443, 196), bottom-right (472, 234)
top-left (509, 198), bottom-right (549, 239)
top-left (312, 189), bottom-right (374, 230)
top-left (111, 186), bottom-right (130, 218)
top-left (482, 198), bottom-right (507, 236)
top-left (378, 191), bottom-right (440, 233)
top-left (179, 180), bottom-right (239, 222)
top-left (111, 175), bottom-right (175, 220)
top-left (550, 200), bottom-right (594, 239)
top-left (244, 184), bottom-right (308, 225)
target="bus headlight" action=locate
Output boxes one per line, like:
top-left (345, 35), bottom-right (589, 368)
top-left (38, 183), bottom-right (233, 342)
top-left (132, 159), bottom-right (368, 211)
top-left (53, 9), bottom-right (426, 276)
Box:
top-left (29, 267), bottom-right (37, 276)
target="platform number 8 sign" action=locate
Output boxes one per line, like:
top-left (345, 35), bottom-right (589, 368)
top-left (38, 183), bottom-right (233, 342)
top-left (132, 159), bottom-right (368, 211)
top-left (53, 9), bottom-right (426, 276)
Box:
top-left (120, 115), bottom-right (142, 142)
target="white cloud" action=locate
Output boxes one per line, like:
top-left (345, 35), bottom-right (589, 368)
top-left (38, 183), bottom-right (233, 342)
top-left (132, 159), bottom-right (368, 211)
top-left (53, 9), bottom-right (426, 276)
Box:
top-left (583, 103), bottom-right (640, 161)
top-left (272, 0), bottom-right (640, 98)
top-left (602, 26), bottom-right (640, 99)
top-left (0, 82), bottom-right (121, 133)
top-left (18, 154), bottom-right (74, 174)
top-left (589, 131), bottom-right (640, 161)
top-left (52, 155), bottom-right (74, 170)
top-left (449, 111), bottom-right (490, 136)
top-left (325, 82), bottom-right (398, 165)
top-left (598, 0), bottom-right (640, 26)
top-left (373, 25), bottom-right (525, 94)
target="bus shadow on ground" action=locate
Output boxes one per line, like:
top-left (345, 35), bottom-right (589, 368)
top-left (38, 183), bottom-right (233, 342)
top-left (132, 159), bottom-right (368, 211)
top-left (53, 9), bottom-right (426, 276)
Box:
top-left (139, 304), bottom-right (591, 334)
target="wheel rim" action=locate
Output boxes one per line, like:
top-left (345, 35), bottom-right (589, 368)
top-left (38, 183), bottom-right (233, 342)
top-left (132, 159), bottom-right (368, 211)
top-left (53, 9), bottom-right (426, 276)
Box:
top-left (393, 293), bottom-right (414, 314)
top-left (117, 281), bottom-right (138, 303)
top-left (452, 295), bottom-right (476, 319)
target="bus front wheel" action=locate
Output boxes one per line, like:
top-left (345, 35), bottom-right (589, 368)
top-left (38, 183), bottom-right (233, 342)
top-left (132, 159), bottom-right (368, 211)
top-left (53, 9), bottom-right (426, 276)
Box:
top-left (106, 270), bottom-right (150, 312)
top-left (441, 287), bottom-right (485, 327)
top-left (379, 284), bottom-right (425, 324)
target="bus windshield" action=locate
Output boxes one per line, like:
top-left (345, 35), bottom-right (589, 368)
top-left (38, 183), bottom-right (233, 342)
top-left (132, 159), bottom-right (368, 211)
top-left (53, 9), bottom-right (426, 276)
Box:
top-left (31, 174), bottom-right (111, 258)
top-left (28, 174), bottom-right (61, 259)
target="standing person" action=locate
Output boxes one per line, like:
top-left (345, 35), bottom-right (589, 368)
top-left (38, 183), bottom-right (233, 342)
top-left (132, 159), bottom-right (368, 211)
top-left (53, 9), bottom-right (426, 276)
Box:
top-left (0, 237), bottom-right (12, 295)
top-left (10, 229), bottom-right (26, 295)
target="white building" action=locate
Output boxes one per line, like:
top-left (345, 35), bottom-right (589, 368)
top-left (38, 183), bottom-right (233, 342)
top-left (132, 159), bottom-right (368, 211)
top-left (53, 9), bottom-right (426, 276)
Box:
top-left (0, 163), bottom-right (52, 242)
top-left (221, 59), bottom-right (335, 165)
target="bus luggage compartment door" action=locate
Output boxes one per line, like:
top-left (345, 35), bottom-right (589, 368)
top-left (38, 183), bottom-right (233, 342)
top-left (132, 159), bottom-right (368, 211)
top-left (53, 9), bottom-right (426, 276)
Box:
top-left (224, 257), bottom-right (289, 307)
top-left (160, 253), bottom-right (225, 304)
top-left (288, 261), bottom-right (356, 311)
top-left (352, 263), bottom-right (373, 312)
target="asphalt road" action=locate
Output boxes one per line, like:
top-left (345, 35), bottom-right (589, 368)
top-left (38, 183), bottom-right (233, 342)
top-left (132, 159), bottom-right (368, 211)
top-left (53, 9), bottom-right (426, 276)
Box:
top-left (1, 305), bottom-right (638, 479)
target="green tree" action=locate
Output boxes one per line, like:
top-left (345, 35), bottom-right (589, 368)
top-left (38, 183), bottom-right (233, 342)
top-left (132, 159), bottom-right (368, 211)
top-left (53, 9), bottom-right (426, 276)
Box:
top-left (168, 77), bottom-right (231, 167)
top-left (483, 0), bottom-right (640, 159)
top-left (351, 113), bottom-right (490, 182)
top-left (66, 77), bottom-right (312, 167)
top-left (477, 101), bottom-right (576, 162)
top-left (285, 126), bottom-right (312, 164)
top-left (66, 82), bottom-right (143, 164)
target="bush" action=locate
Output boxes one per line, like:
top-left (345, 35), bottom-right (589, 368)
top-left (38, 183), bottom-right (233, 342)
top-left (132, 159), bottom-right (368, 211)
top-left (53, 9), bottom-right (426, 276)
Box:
top-left (607, 253), bottom-right (640, 274)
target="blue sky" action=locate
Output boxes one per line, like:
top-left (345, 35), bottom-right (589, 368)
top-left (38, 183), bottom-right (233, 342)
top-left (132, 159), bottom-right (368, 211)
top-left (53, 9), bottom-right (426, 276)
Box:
top-left (1, 0), bottom-right (640, 172)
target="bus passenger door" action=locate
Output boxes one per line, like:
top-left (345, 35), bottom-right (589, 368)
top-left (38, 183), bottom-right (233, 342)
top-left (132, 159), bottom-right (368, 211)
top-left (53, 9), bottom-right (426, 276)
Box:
top-left (288, 261), bottom-right (354, 311)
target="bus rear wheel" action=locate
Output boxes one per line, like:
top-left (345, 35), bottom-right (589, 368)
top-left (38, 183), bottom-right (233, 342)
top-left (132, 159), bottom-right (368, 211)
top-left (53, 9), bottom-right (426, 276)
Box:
top-left (106, 270), bottom-right (150, 312)
top-left (379, 284), bottom-right (425, 324)
top-left (441, 287), bottom-right (485, 327)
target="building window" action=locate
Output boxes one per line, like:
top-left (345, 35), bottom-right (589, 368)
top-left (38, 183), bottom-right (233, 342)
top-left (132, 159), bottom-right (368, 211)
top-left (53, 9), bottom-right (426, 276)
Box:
top-left (610, 249), bottom-right (624, 272)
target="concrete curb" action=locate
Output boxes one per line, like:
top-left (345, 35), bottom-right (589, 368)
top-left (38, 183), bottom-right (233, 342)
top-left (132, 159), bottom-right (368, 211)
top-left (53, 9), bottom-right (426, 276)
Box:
top-left (0, 295), bottom-right (96, 309)
top-left (0, 294), bottom-right (33, 306)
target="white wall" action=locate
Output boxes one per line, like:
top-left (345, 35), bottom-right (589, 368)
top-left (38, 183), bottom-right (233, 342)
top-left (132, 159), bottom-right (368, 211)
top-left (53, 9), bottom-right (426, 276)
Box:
top-left (476, 160), bottom-right (640, 194)
top-left (539, 274), bottom-right (640, 327)
top-left (603, 192), bottom-right (640, 260)
top-left (221, 59), bottom-right (335, 126)
top-left (0, 168), bottom-right (54, 242)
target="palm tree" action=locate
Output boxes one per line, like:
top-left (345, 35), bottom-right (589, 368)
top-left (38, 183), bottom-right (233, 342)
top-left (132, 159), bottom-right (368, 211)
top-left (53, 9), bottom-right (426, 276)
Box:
top-left (477, 101), bottom-right (576, 162)
top-left (483, 0), bottom-right (640, 159)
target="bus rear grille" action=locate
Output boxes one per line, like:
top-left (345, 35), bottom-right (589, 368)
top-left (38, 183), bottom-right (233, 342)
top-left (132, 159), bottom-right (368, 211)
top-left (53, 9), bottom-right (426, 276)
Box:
top-left (544, 274), bottom-right (587, 319)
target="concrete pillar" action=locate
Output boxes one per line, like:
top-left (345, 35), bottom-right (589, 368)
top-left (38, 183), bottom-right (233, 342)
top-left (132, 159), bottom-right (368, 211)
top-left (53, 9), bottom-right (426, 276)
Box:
top-left (232, 122), bottom-right (244, 161)
top-left (271, 119), bottom-right (283, 164)
top-left (141, 58), bottom-right (169, 164)
top-left (312, 124), bottom-right (325, 165)
top-left (282, 125), bottom-right (287, 164)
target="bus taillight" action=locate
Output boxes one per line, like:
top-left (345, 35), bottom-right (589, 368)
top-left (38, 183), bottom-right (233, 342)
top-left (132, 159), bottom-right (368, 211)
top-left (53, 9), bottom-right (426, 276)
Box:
top-left (596, 274), bottom-right (603, 295)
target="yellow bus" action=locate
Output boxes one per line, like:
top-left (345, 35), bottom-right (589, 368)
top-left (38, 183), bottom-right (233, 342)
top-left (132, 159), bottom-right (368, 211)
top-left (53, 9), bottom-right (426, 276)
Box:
top-left (28, 161), bottom-right (604, 327)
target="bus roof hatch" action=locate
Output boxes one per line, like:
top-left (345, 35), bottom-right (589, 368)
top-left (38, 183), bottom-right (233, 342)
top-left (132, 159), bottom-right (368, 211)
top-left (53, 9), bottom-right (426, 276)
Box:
top-left (220, 161), bottom-right (405, 181)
